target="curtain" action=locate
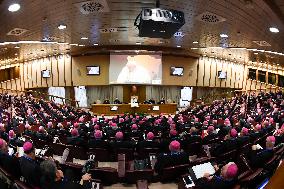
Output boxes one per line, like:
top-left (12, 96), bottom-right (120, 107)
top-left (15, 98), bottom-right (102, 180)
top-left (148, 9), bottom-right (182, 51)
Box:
top-left (146, 86), bottom-right (181, 104)
top-left (86, 86), bottom-right (123, 106)
top-left (48, 87), bottom-right (65, 104)
top-left (74, 86), bottom-right (88, 107)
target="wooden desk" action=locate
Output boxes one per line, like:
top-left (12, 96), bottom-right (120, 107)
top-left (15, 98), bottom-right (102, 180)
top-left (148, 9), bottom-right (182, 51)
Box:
top-left (91, 104), bottom-right (177, 115)
top-left (265, 162), bottom-right (284, 189)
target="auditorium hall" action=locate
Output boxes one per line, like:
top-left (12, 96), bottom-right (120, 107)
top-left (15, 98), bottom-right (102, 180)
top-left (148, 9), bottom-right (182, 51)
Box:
top-left (0, 0), bottom-right (283, 189)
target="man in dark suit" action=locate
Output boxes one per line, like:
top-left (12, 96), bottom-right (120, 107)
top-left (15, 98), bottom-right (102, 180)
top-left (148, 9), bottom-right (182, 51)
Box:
top-left (250, 124), bottom-right (264, 142)
top-left (40, 160), bottom-right (92, 189)
top-left (196, 162), bottom-right (238, 189)
top-left (203, 126), bottom-right (218, 144)
top-left (19, 142), bottom-right (42, 188)
top-left (154, 140), bottom-right (188, 174)
top-left (67, 128), bottom-right (86, 147)
top-left (248, 136), bottom-right (275, 168)
top-left (236, 127), bottom-right (250, 147)
top-left (88, 130), bottom-right (109, 149)
top-left (137, 132), bottom-right (160, 152)
top-left (0, 139), bottom-right (21, 178)
top-left (109, 131), bottom-right (135, 149)
top-left (103, 99), bottom-right (110, 104)
top-left (211, 132), bottom-right (238, 157)
top-left (113, 98), bottom-right (121, 104)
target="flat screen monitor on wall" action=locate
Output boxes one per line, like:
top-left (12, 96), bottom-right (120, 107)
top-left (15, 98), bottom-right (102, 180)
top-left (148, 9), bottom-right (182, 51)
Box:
top-left (170, 67), bottom-right (184, 76)
top-left (109, 54), bottom-right (162, 84)
top-left (86, 66), bottom-right (100, 75)
top-left (218, 71), bottom-right (227, 79)
top-left (42, 70), bottom-right (51, 78)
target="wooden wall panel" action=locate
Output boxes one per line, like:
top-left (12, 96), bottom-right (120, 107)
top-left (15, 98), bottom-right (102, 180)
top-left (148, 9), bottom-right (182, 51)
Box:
top-left (0, 54), bottom-right (282, 92)
top-left (52, 57), bottom-right (59, 87)
top-left (72, 55), bottom-right (109, 86)
top-left (210, 58), bottom-right (217, 87)
top-left (162, 55), bottom-right (198, 86)
top-left (123, 85), bottom-right (146, 103)
top-left (203, 57), bottom-right (210, 87)
top-left (58, 56), bottom-right (66, 87)
top-left (197, 57), bottom-right (204, 86)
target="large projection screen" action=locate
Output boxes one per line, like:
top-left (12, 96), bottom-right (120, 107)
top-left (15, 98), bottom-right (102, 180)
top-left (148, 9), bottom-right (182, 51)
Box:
top-left (109, 54), bottom-right (162, 84)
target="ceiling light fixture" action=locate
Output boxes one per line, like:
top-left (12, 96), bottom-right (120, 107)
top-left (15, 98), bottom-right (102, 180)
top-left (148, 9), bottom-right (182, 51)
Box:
top-left (14, 46), bottom-right (20, 49)
top-left (177, 45), bottom-right (181, 48)
top-left (192, 41), bottom-right (199, 44)
top-left (269, 27), bottom-right (279, 33)
top-left (136, 42), bottom-right (141, 45)
top-left (220, 33), bottom-right (228, 38)
top-left (70, 44), bottom-right (78, 46)
top-left (8, 3), bottom-right (21, 12)
top-left (58, 24), bottom-right (67, 30)
top-left (81, 37), bottom-right (88, 40)
top-left (94, 43), bottom-right (99, 46)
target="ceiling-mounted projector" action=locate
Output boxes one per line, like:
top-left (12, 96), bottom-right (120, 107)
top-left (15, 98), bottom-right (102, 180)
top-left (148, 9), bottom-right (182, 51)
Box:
top-left (134, 7), bottom-right (185, 39)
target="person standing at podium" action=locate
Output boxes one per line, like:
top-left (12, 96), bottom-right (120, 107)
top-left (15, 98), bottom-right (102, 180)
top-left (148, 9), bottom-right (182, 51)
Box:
top-left (131, 96), bottom-right (139, 108)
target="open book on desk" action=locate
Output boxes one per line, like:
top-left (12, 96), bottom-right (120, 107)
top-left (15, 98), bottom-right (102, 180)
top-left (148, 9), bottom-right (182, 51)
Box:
top-left (189, 162), bottom-right (215, 180)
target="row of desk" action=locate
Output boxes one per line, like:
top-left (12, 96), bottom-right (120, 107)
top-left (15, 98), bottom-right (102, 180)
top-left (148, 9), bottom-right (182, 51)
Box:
top-left (91, 103), bottom-right (177, 115)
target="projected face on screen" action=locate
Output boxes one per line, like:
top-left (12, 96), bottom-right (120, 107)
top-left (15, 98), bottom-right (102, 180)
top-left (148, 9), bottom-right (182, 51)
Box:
top-left (110, 54), bottom-right (162, 84)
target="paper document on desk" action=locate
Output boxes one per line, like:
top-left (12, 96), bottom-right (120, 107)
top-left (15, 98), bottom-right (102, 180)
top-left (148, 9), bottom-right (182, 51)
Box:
top-left (192, 162), bottom-right (215, 179)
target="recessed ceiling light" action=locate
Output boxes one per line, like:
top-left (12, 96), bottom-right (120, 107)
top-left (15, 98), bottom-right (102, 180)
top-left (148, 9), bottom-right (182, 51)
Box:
top-left (81, 37), bottom-right (88, 40)
top-left (191, 48), bottom-right (198, 50)
top-left (254, 52), bottom-right (258, 55)
top-left (192, 41), bottom-right (199, 44)
top-left (70, 44), bottom-right (78, 46)
top-left (8, 3), bottom-right (21, 12)
top-left (58, 24), bottom-right (67, 30)
top-left (136, 42), bottom-right (141, 45)
top-left (220, 33), bottom-right (228, 38)
top-left (14, 46), bottom-right (20, 49)
top-left (78, 44), bottom-right (85, 47)
top-left (93, 43), bottom-right (99, 46)
top-left (177, 45), bottom-right (181, 48)
top-left (269, 27), bottom-right (279, 33)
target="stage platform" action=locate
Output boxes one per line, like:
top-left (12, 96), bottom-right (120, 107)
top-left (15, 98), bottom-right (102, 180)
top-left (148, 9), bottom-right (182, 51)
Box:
top-left (91, 103), bottom-right (177, 115)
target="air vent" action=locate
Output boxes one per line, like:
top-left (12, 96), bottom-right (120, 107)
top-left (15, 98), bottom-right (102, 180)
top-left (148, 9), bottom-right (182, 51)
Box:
top-left (42, 36), bottom-right (59, 41)
top-left (196, 11), bottom-right (226, 24)
top-left (100, 28), bottom-right (118, 33)
top-left (7, 28), bottom-right (28, 36)
top-left (252, 41), bottom-right (271, 46)
top-left (75, 0), bottom-right (110, 15)
top-left (109, 39), bottom-right (121, 43)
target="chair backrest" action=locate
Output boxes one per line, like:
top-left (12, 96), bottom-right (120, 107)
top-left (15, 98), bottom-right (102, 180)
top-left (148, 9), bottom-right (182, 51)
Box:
top-left (275, 145), bottom-right (284, 156)
top-left (161, 164), bottom-right (189, 181)
top-left (88, 148), bottom-right (110, 162)
top-left (239, 143), bottom-right (252, 156)
top-left (138, 148), bottom-right (159, 159)
top-left (115, 148), bottom-right (134, 161)
top-left (69, 145), bottom-right (88, 160)
top-left (90, 168), bottom-right (118, 185)
top-left (218, 149), bottom-right (238, 163)
top-left (125, 169), bottom-right (154, 184)
top-left (184, 142), bottom-right (202, 156)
